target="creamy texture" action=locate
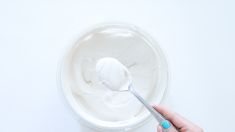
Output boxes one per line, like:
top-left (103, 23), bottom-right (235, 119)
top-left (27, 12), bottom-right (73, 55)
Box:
top-left (96, 57), bottom-right (130, 91)
top-left (62, 25), bottom-right (166, 125)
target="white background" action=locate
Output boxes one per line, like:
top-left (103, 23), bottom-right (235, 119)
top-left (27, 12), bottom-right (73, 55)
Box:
top-left (0, 0), bottom-right (234, 132)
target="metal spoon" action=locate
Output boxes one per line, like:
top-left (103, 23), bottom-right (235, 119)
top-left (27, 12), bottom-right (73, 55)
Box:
top-left (96, 57), bottom-right (172, 130)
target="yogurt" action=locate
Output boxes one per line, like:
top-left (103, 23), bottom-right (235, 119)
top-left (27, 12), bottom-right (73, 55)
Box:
top-left (96, 57), bottom-right (130, 91)
top-left (59, 24), bottom-right (168, 130)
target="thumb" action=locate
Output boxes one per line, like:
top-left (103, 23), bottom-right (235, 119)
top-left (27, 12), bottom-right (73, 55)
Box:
top-left (154, 105), bottom-right (190, 130)
top-left (154, 105), bottom-right (178, 132)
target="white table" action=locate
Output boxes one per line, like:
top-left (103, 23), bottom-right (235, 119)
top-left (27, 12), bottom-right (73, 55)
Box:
top-left (0, 0), bottom-right (234, 131)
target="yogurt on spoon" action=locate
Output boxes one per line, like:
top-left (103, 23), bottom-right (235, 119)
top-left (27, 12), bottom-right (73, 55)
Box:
top-left (96, 57), bottom-right (130, 92)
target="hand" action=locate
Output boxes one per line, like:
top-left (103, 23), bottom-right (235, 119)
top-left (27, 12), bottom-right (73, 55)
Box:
top-left (153, 105), bottom-right (203, 132)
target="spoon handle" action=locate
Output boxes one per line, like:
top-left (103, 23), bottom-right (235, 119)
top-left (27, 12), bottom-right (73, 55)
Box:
top-left (129, 85), bottom-right (172, 130)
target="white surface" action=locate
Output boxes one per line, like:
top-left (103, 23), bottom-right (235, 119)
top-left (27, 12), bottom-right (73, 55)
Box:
top-left (0, 0), bottom-right (234, 132)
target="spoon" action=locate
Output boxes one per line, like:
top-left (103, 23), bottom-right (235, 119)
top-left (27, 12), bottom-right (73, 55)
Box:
top-left (96, 57), bottom-right (172, 130)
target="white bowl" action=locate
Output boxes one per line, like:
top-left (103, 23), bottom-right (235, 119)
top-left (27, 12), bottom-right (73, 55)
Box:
top-left (57, 23), bottom-right (169, 131)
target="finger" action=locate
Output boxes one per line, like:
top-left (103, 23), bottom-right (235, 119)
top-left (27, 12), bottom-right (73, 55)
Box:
top-left (157, 125), bottom-right (163, 132)
top-left (153, 105), bottom-right (191, 129)
top-left (165, 125), bottom-right (178, 132)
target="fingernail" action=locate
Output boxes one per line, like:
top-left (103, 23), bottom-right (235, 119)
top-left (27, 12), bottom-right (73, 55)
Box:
top-left (161, 120), bottom-right (171, 129)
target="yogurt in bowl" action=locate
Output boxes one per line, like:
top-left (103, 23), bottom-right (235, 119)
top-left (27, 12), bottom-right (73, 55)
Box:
top-left (58, 23), bottom-right (168, 131)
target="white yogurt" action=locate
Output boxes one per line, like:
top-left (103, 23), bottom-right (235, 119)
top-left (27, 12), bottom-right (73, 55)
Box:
top-left (96, 57), bottom-right (130, 91)
top-left (59, 24), bottom-right (168, 130)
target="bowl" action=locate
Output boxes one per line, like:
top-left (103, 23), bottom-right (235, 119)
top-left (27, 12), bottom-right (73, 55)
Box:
top-left (57, 23), bottom-right (168, 131)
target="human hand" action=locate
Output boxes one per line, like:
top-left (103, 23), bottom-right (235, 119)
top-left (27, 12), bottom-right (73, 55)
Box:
top-left (153, 105), bottom-right (203, 132)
